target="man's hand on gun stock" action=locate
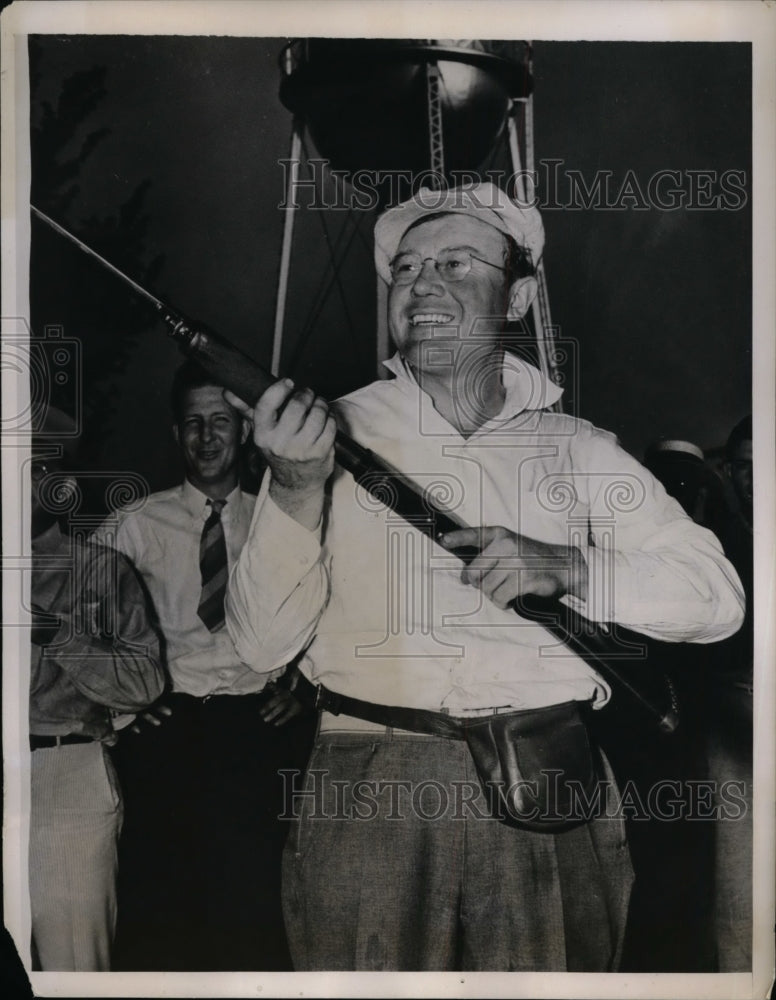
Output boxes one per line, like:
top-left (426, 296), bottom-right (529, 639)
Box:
top-left (439, 526), bottom-right (589, 608)
top-left (224, 380), bottom-right (336, 531)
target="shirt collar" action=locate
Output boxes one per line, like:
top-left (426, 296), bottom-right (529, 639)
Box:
top-left (380, 350), bottom-right (563, 421)
top-left (181, 479), bottom-right (242, 521)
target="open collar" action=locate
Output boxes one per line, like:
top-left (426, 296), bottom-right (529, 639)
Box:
top-left (381, 350), bottom-right (563, 425)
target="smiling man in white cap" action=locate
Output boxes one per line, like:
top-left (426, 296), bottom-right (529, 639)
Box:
top-left (226, 182), bottom-right (744, 971)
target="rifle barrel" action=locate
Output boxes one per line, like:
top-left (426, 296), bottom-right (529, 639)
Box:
top-left (31, 205), bottom-right (166, 312)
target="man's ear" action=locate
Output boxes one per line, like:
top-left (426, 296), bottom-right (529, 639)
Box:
top-left (172, 423), bottom-right (180, 447)
top-left (240, 417), bottom-right (250, 445)
top-left (506, 276), bottom-right (539, 321)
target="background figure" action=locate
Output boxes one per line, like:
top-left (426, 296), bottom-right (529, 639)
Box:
top-left (29, 407), bottom-right (164, 970)
top-left (96, 362), bottom-right (314, 972)
top-left (706, 415), bottom-right (753, 970)
top-left (608, 436), bottom-right (731, 970)
top-left (643, 439), bottom-right (729, 538)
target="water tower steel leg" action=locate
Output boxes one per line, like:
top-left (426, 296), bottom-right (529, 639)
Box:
top-left (271, 117), bottom-right (303, 376)
top-left (524, 89), bottom-right (562, 411)
top-left (288, 208), bottom-right (368, 375)
top-left (508, 99), bottom-right (562, 412)
top-left (376, 276), bottom-right (390, 377)
top-left (426, 59), bottom-right (445, 183)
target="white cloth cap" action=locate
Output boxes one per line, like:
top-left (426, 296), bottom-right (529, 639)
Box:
top-left (374, 182), bottom-right (544, 284)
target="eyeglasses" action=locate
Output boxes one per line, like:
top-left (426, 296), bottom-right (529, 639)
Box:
top-left (389, 250), bottom-right (506, 285)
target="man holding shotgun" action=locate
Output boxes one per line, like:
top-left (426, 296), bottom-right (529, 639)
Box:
top-left (226, 182), bottom-right (744, 971)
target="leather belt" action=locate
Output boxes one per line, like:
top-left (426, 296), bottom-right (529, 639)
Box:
top-left (311, 677), bottom-right (576, 740)
top-left (301, 676), bottom-right (599, 834)
top-left (318, 711), bottom-right (418, 735)
top-left (315, 683), bottom-right (466, 739)
top-left (29, 734), bottom-right (94, 750)
top-left (167, 691), bottom-right (266, 705)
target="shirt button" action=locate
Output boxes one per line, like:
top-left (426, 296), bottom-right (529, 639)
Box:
top-left (218, 669), bottom-right (231, 681)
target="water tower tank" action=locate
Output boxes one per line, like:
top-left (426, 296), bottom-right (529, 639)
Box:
top-left (279, 39), bottom-right (532, 181)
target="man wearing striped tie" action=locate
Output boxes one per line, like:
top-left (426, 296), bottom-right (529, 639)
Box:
top-left (96, 360), bottom-right (313, 971)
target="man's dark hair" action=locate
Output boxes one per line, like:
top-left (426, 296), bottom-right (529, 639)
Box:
top-left (726, 415), bottom-right (752, 461)
top-left (170, 360), bottom-right (223, 422)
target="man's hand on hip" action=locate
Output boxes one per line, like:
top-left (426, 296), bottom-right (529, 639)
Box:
top-left (258, 680), bottom-right (308, 726)
top-left (128, 701), bottom-right (174, 735)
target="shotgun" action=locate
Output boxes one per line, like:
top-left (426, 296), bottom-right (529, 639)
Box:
top-left (30, 205), bottom-right (680, 733)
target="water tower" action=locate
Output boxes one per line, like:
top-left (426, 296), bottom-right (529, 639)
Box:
top-left (273, 38), bottom-right (560, 403)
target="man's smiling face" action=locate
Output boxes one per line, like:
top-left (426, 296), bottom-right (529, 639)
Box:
top-left (174, 384), bottom-right (247, 496)
top-left (387, 214), bottom-right (511, 370)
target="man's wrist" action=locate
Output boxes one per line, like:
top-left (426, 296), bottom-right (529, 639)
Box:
top-left (269, 479), bottom-right (325, 531)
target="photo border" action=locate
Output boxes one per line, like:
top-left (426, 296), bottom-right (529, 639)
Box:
top-left (2, 3), bottom-right (773, 998)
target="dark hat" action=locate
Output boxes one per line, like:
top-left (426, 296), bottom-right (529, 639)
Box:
top-left (645, 439), bottom-right (705, 463)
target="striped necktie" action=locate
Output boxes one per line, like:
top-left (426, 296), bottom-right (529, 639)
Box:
top-left (197, 498), bottom-right (228, 633)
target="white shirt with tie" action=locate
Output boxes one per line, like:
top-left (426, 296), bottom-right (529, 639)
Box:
top-left (96, 479), bottom-right (280, 697)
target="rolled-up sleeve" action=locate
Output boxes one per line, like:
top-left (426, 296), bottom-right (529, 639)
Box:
top-left (561, 424), bottom-right (745, 643)
top-left (226, 474), bottom-right (330, 672)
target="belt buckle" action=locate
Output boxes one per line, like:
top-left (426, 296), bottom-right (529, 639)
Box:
top-left (315, 684), bottom-right (343, 716)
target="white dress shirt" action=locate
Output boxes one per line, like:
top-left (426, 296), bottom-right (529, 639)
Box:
top-left (227, 353), bottom-right (744, 719)
top-left (97, 480), bottom-right (280, 697)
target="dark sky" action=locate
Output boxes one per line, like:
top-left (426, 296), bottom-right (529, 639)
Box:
top-left (28, 36), bottom-right (751, 495)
